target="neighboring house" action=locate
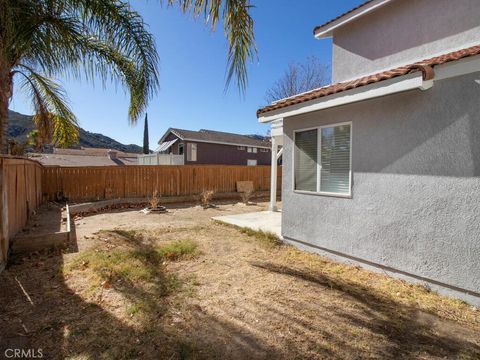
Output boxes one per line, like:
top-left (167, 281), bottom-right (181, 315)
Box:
top-left (29, 147), bottom-right (139, 166)
top-left (258, 0), bottom-right (480, 305)
top-left (144, 128), bottom-right (271, 166)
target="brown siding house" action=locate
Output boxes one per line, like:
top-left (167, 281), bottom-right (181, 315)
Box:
top-left (157, 128), bottom-right (271, 166)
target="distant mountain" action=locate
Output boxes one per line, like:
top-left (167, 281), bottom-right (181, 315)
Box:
top-left (7, 110), bottom-right (143, 153)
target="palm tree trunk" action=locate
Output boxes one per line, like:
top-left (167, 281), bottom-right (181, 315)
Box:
top-left (0, 67), bottom-right (12, 154)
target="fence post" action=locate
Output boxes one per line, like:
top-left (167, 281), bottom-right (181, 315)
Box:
top-left (0, 158), bottom-right (9, 270)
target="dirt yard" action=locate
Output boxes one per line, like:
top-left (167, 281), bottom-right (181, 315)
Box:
top-left (1, 201), bottom-right (479, 360)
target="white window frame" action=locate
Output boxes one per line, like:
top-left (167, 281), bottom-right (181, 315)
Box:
top-left (292, 121), bottom-right (352, 198)
top-left (252, 147), bottom-right (257, 153)
top-left (187, 143), bottom-right (197, 162)
top-left (237, 146), bottom-right (246, 150)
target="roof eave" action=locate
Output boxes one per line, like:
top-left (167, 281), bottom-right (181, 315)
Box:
top-left (158, 128), bottom-right (185, 145)
top-left (313, 0), bottom-right (393, 39)
top-left (258, 72), bottom-right (430, 123)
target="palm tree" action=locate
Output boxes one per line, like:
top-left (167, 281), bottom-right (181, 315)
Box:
top-left (0, 0), bottom-right (159, 153)
top-left (0, 0), bottom-right (256, 154)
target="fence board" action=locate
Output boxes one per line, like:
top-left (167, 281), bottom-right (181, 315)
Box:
top-left (42, 165), bottom-right (281, 202)
top-left (0, 157), bottom-right (44, 265)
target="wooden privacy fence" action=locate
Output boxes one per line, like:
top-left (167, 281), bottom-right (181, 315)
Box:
top-left (42, 165), bottom-right (282, 202)
top-left (0, 157), bottom-right (43, 265)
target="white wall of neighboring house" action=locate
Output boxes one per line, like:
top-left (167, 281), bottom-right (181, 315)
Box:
top-left (137, 153), bottom-right (184, 165)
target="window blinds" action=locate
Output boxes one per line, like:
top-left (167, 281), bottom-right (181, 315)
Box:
top-left (294, 129), bottom-right (318, 192)
top-left (320, 124), bottom-right (351, 194)
top-left (294, 124), bottom-right (351, 195)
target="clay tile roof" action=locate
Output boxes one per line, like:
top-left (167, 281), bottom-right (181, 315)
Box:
top-left (257, 44), bottom-right (480, 117)
top-left (313, 0), bottom-right (376, 35)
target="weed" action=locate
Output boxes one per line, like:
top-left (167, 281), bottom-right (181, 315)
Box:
top-left (108, 229), bottom-right (141, 242)
top-left (149, 190), bottom-right (161, 209)
top-left (200, 189), bottom-right (215, 208)
top-left (67, 247), bottom-right (164, 284)
top-left (157, 239), bottom-right (200, 261)
top-left (240, 188), bottom-right (255, 205)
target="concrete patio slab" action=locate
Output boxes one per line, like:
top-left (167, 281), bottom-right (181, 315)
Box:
top-left (212, 210), bottom-right (282, 238)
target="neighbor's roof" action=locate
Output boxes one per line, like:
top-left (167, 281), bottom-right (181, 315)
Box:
top-left (257, 44), bottom-right (480, 117)
top-left (313, 0), bottom-right (391, 37)
top-left (162, 128), bottom-right (271, 148)
top-left (53, 147), bottom-right (139, 157)
top-left (29, 153), bottom-right (138, 167)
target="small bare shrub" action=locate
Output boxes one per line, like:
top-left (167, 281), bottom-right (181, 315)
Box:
top-left (200, 189), bottom-right (215, 209)
top-left (149, 190), bottom-right (161, 209)
top-left (241, 188), bottom-right (255, 205)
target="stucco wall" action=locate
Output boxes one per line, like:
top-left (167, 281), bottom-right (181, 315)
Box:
top-left (332, 0), bottom-right (480, 82)
top-left (281, 72), bottom-right (480, 305)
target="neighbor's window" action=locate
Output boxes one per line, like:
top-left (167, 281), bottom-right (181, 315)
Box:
top-left (237, 146), bottom-right (246, 150)
top-left (187, 143), bottom-right (197, 161)
top-left (178, 143), bottom-right (184, 155)
top-left (294, 123), bottom-right (351, 196)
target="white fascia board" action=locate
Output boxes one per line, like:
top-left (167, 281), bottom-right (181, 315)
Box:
top-left (258, 72), bottom-right (427, 123)
top-left (314, 0), bottom-right (393, 39)
top-left (157, 128), bottom-right (185, 145)
top-left (434, 54), bottom-right (480, 81)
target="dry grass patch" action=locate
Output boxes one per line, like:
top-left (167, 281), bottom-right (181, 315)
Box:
top-left (157, 239), bottom-right (199, 260)
top-left (215, 221), bottom-right (282, 248)
top-left (2, 206), bottom-right (479, 360)
top-left (65, 230), bottom-right (200, 320)
top-left (280, 246), bottom-right (480, 327)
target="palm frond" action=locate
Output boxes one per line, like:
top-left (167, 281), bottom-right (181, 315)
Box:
top-left (163, 0), bottom-right (256, 93)
top-left (5, 0), bottom-right (159, 124)
top-left (15, 64), bottom-right (79, 147)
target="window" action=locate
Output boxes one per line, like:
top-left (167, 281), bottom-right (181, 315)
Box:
top-left (294, 122), bottom-right (351, 196)
top-left (247, 159), bottom-right (257, 166)
top-left (260, 148), bottom-right (269, 153)
top-left (247, 147), bottom-right (257, 153)
top-left (247, 147), bottom-right (252, 153)
top-left (294, 129), bottom-right (318, 192)
top-left (187, 143), bottom-right (197, 161)
top-left (237, 146), bottom-right (246, 150)
top-left (252, 147), bottom-right (257, 153)
top-left (178, 143), bottom-right (184, 155)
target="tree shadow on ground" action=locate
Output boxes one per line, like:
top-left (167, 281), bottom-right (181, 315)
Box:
top-left (0, 241), bottom-right (278, 360)
top-left (2, 229), bottom-right (479, 360)
top-left (249, 260), bottom-right (480, 359)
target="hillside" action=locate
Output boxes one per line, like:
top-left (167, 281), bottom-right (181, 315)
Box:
top-left (7, 110), bottom-right (143, 153)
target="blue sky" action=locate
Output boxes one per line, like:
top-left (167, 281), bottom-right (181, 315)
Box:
top-left (10, 0), bottom-right (364, 147)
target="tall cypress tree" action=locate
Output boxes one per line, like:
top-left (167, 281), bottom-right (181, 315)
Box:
top-left (143, 113), bottom-right (149, 154)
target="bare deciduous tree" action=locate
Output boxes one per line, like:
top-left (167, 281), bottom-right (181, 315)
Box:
top-left (265, 56), bottom-right (330, 103)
